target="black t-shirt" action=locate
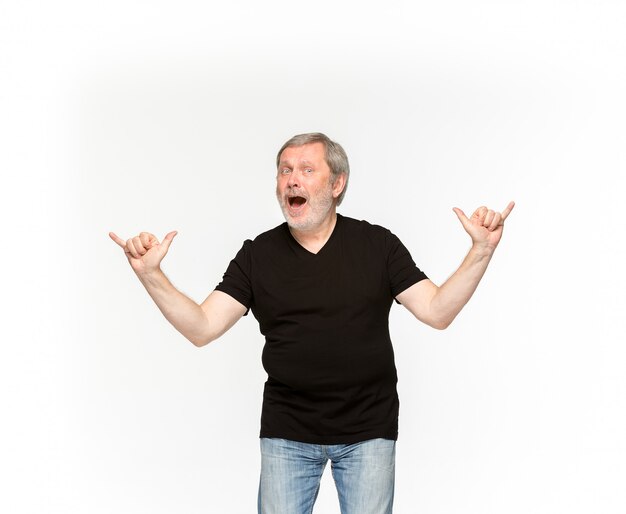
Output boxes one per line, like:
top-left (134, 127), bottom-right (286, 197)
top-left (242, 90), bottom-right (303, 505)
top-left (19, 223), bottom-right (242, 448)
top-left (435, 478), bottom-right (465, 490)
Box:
top-left (215, 214), bottom-right (427, 444)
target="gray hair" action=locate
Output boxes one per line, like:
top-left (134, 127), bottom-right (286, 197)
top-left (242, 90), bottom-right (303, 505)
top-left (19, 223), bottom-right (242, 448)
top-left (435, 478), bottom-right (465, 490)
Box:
top-left (276, 132), bottom-right (350, 206)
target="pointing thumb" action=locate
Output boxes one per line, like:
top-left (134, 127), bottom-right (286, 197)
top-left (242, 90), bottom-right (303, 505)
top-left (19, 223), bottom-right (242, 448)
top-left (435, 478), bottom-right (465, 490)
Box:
top-left (452, 207), bottom-right (470, 230)
top-left (160, 230), bottom-right (178, 251)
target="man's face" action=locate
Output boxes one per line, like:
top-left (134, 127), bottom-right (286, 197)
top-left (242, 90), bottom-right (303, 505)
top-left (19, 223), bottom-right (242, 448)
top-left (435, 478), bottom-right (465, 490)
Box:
top-left (276, 143), bottom-right (342, 232)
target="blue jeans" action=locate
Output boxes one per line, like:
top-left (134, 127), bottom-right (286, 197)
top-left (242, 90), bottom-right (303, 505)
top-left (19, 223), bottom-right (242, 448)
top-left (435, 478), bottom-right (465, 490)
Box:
top-left (258, 437), bottom-right (396, 514)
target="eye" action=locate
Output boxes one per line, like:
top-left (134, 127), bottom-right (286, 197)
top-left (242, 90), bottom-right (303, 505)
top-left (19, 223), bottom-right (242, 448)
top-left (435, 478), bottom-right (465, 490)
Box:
top-left (281, 168), bottom-right (291, 175)
top-left (304, 168), bottom-right (313, 174)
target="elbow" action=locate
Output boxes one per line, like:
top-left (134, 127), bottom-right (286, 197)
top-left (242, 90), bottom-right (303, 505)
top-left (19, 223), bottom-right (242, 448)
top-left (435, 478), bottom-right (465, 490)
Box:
top-left (412, 310), bottom-right (452, 330)
top-left (188, 333), bottom-right (217, 347)
top-left (423, 305), bottom-right (456, 330)
top-left (428, 316), bottom-right (453, 330)
top-left (187, 319), bottom-right (221, 347)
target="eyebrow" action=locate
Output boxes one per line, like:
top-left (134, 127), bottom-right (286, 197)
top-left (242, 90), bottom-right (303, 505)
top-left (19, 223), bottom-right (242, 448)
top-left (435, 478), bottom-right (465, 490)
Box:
top-left (278, 159), bottom-right (315, 168)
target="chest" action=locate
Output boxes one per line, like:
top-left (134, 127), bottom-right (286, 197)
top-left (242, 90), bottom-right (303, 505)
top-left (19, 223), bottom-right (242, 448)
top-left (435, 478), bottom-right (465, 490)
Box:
top-left (249, 239), bottom-right (391, 328)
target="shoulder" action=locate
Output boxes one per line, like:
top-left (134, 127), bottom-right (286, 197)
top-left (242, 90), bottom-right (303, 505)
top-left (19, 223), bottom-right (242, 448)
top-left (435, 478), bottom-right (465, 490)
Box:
top-left (339, 215), bottom-right (413, 261)
top-left (239, 221), bottom-right (288, 252)
top-left (226, 222), bottom-right (287, 271)
top-left (339, 214), bottom-right (393, 241)
top-left (254, 221), bottom-right (286, 240)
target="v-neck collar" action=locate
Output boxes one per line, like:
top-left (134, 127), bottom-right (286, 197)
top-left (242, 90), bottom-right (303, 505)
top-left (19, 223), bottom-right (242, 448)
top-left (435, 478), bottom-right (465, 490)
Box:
top-left (284, 213), bottom-right (343, 257)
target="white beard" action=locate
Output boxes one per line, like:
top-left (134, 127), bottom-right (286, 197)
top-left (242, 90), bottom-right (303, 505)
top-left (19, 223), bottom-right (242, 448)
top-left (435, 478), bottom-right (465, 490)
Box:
top-left (276, 182), bottom-right (335, 232)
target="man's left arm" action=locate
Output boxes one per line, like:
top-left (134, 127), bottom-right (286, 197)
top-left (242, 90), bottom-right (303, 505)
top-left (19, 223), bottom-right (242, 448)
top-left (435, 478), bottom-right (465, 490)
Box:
top-left (396, 201), bottom-right (515, 330)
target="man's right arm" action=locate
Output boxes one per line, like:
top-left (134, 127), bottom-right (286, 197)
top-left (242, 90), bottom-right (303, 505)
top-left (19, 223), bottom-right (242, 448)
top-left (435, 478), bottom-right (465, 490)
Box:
top-left (109, 231), bottom-right (247, 347)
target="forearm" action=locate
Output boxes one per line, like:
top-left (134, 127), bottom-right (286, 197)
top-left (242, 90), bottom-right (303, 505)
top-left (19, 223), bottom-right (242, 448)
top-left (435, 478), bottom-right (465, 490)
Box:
top-left (429, 244), bottom-right (494, 328)
top-left (136, 268), bottom-right (211, 346)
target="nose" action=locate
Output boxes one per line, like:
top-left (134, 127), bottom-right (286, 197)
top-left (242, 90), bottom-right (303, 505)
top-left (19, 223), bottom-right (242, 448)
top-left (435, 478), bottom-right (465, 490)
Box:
top-left (287, 170), bottom-right (300, 188)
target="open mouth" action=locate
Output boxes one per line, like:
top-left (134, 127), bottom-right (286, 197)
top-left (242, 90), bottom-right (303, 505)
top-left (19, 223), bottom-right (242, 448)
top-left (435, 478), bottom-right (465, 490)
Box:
top-left (288, 196), bottom-right (307, 209)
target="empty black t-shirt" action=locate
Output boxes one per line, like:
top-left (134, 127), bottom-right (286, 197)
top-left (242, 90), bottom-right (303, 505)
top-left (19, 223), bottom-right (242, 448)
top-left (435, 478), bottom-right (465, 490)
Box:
top-left (215, 214), bottom-right (427, 444)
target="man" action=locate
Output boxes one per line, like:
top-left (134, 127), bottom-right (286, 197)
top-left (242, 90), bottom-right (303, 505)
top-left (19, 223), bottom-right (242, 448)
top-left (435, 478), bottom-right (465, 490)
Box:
top-left (110, 132), bottom-right (514, 514)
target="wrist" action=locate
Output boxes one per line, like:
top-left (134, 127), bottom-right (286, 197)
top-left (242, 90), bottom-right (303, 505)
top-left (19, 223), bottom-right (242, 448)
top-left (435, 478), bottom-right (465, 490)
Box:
top-left (135, 266), bottom-right (164, 284)
top-left (470, 241), bottom-right (496, 259)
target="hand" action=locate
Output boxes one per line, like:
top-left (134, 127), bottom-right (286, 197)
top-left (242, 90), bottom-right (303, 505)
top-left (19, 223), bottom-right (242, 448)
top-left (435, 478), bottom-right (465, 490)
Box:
top-left (109, 230), bottom-right (178, 275)
top-left (453, 201), bottom-right (515, 252)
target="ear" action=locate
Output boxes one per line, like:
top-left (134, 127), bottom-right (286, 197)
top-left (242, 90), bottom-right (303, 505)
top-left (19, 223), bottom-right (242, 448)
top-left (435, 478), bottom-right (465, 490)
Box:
top-left (331, 172), bottom-right (347, 199)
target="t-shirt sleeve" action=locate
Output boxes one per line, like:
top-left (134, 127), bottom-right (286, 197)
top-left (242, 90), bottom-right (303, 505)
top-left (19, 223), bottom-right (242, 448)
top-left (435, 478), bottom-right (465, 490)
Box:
top-left (214, 240), bottom-right (253, 315)
top-left (386, 229), bottom-right (428, 301)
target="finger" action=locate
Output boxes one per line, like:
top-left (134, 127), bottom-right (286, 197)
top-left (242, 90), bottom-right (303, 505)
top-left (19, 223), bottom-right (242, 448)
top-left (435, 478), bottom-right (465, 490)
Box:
top-left (483, 209), bottom-right (495, 228)
top-left (160, 231), bottom-right (178, 252)
top-left (452, 208), bottom-right (471, 231)
top-left (126, 238), bottom-right (141, 258)
top-left (109, 232), bottom-right (129, 249)
top-left (501, 201), bottom-right (515, 221)
top-left (139, 232), bottom-right (157, 249)
top-left (471, 206), bottom-right (488, 223)
top-left (133, 236), bottom-right (149, 255)
top-left (488, 212), bottom-right (501, 231)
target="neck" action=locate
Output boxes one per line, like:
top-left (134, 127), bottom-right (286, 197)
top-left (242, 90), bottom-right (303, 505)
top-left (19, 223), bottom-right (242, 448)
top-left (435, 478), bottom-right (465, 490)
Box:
top-left (289, 210), bottom-right (338, 254)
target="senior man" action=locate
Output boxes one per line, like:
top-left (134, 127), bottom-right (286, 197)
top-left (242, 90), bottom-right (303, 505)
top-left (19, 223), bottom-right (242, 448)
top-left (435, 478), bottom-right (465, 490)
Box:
top-left (110, 132), bottom-right (514, 514)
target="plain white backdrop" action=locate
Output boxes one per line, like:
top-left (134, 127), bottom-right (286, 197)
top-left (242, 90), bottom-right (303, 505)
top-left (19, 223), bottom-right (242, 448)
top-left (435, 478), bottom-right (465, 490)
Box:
top-left (1, 1), bottom-right (625, 512)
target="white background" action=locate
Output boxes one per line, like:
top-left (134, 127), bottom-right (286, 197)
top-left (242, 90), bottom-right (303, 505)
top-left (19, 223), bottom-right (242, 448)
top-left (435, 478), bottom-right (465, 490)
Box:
top-left (1, 0), bottom-right (625, 512)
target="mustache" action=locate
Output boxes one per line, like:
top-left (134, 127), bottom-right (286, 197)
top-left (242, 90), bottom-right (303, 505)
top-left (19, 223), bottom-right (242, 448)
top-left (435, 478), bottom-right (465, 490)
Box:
top-left (285, 187), bottom-right (309, 199)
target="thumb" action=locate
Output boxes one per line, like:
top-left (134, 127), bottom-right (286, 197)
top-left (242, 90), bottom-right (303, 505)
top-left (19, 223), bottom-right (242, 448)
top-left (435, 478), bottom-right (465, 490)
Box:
top-left (160, 230), bottom-right (178, 251)
top-left (452, 207), bottom-right (471, 230)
